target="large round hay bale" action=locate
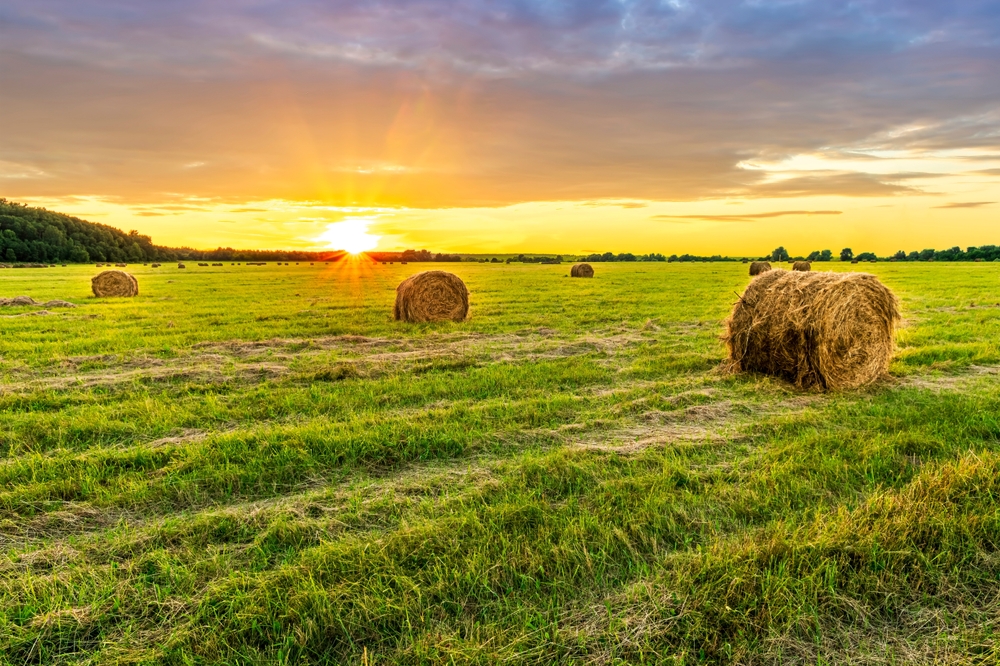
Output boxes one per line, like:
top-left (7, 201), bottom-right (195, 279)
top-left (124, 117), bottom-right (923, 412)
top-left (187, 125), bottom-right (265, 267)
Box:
top-left (749, 261), bottom-right (771, 276)
top-left (724, 270), bottom-right (899, 390)
top-left (792, 261), bottom-right (811, 272)
top-left (570, 263), bottom-right (594, 278)
top-left (91, 270), bottom-right (139, 297)
top-left (393, 271), bottom-right (469, 322)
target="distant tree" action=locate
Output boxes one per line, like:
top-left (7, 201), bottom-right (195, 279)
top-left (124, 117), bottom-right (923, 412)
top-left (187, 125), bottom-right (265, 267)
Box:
top-left (4, 248), bottom-right (15, 262)
top-left (856, 252), bottom-right (877, 261)
top-left (907, 251), bottom-right (920, 261)
top-left (819, 249), bottom-right (832, 261)
top-left (893, 250), bottom-right (907, 261)
top-left (771, 246), bottom-right (790, 262)
top-left (839, 248), bottom-right (853, 262)
top-left (919, 248), bottom-right (936, 261)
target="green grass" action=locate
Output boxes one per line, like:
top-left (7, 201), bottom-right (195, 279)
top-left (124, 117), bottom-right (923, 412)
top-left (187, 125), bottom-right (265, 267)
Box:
top-left (2, 260), bottom-right (1000, 664)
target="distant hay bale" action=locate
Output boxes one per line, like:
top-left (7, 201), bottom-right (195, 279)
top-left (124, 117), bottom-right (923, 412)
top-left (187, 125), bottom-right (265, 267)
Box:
top-left (115, 263), bottom-right (127, 267)
top-left (151, 263), bottom-right (161, 268)
top-left (570, 263), bottom-right (594, 278)
top-left (792, 261), bottom-right (811, 272)
top-left (851, 259), bottom-right (859, 264)
top-left (178, 263), bottom-right (186, 269)
top-left (724, 270), bottom-right (900, 390)
top-left (749, 261), bottom-right (771, 276)
top-left (91, 270), bottom-right (139, 298)
top-left (393, 270), bottom-right (469, 323)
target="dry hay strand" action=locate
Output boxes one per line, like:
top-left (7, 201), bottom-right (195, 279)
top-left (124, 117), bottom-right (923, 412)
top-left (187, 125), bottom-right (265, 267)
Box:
top-left (393, 270), bottom-right (469, 323)
top-left (792, 260), bottom-right (811, 272)
top-left (749, 261), bottom-right (772, 276)
top-left (724, 269), bottom-right (900, 390)
top-left (0, 296), bottom-right (76, 308)
top-left (570, 263), bottom-right (595, 278)
top-left (0, 296), bottom-right (39, 306)
top-left (91, 270), bottom-right (139, 297)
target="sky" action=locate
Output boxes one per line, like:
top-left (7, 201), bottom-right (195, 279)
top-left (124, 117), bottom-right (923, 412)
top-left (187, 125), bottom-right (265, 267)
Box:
top-left (2, 0), bottom-right (1000, 255)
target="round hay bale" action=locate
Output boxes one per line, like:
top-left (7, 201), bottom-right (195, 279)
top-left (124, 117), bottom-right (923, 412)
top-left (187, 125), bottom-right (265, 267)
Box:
top-left (570, 263), bottom-right (594, 278)
top-left (178, 263), bottom-right (186, 269)
top-left (749, 261), bottom-right (771, 276)
top-left (792, 261), bottom-right (811, 272)
top-left (393, 270), bottom-right (469, 323)
top-left (724, 270), bottom-right (900, 390)
top-left (91, 270), bottom-right (139, 297)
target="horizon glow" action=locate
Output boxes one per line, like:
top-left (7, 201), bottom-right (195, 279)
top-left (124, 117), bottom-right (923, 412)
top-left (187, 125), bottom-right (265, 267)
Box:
top-left (3, 1), bottom-right (1000, 254)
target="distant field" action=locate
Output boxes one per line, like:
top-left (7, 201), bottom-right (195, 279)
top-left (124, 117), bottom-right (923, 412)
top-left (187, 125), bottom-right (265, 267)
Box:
top-left (2, 261), bottom-right (1000, 664)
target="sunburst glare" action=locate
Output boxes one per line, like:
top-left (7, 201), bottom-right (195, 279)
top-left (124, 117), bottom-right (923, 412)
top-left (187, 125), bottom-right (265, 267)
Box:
top-left (314, 217), bottom-right (381, 254)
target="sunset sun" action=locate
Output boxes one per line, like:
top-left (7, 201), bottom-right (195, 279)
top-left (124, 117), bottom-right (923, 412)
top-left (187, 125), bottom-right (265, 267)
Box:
top-left (315, 218), bottom-right (381, 254)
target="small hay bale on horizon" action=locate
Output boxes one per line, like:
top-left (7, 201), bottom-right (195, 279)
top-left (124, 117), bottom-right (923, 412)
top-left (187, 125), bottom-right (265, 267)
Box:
top-left (724, 269), bottom-right (899, 390)
top-left (570, 263), bottom-right (594, 278)
top-left (393, 270), bottom-right (469, 323)
top-left (749, 261), bottom-right (771, 276)
top-left (91, 270), bottom-right (139, 298)
top-left (792, 261), bottom-right (811, 271)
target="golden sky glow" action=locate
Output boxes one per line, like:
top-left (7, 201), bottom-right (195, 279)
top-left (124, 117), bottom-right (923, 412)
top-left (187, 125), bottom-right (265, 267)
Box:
top-left (3, 2), bottom-right (1000, 255)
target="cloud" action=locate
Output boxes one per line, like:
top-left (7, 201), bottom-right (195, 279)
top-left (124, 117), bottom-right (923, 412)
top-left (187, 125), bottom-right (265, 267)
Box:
top-left (933, 201), bottom-right (996, 208)
top-left (2, 1), bottom-right (1000, 208)
top-left (747, 173), bottom-right (922, 198)
top-left (654, 210), bottom-right (843, 223)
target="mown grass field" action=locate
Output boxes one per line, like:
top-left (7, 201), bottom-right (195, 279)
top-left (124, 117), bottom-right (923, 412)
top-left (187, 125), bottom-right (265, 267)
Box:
top-left (2, 260), bottom-right (1000, 664)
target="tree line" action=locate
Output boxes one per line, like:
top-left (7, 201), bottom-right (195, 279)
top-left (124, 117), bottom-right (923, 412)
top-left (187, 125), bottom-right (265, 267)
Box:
top-left (0, 200), bottom-right (353, 263)
top-left (4, 200), bottom-right (1000, 265)
top-left (763, 246), bottom-right (1000, 263)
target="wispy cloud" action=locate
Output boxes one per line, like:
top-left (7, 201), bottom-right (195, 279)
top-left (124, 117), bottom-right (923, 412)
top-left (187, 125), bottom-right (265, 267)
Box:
top-left (653, 210), bottom-right (843, 223)
top-left (933, 201), bottom-right (995, 208)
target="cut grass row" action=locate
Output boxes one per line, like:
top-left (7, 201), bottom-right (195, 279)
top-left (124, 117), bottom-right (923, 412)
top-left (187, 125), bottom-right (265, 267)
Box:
top-left (4, 381), bottom-right (1000, 663)
top-left (3, 263), bottom-right (1000, 663)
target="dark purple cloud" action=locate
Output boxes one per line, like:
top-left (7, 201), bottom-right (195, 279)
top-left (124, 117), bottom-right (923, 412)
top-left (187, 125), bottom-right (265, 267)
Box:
top-left (2, 0), bottom-right (1000, 205)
